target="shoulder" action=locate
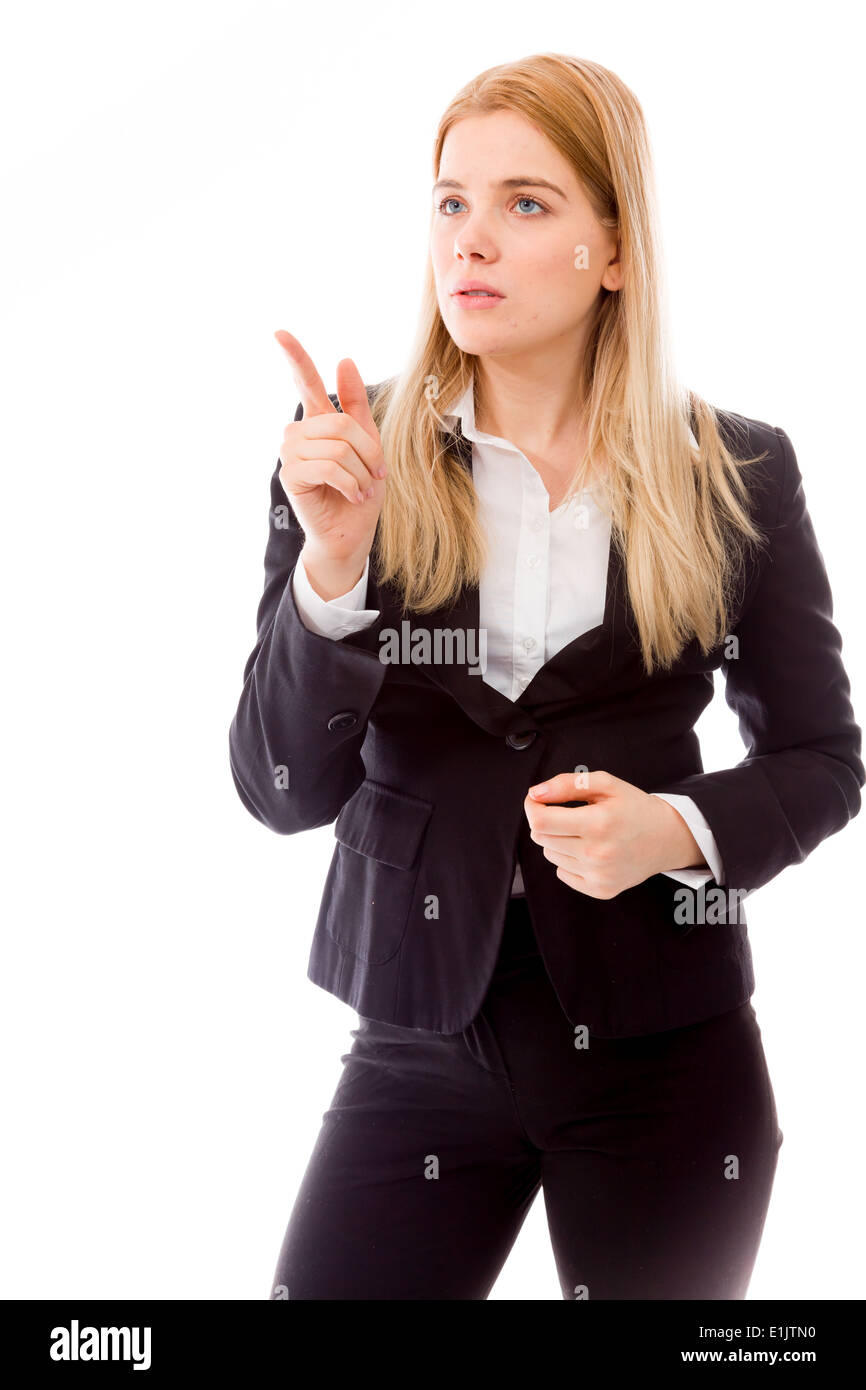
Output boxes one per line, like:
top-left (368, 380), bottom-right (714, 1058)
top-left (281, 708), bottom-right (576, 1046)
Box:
top-left (710, 404), bottom-right (799, 532)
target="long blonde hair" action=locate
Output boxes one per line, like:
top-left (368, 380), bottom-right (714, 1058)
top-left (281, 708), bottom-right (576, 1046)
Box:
top-left (365, 52), bottom-right (769, 675)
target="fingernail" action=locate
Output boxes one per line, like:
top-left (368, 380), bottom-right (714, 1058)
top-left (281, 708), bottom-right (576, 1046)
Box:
top-left (530, 782), bottom-right (549, 796)
top-left (375, 465), bottom-right (387, 478)
top-left (356, 490), bottom-right (365, 502)
top-left (364, 487), bottom-right (374, 499)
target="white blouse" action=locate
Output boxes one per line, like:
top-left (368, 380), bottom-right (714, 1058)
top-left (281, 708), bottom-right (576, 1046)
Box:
top-left (290, 377), bottom-right (723, 895)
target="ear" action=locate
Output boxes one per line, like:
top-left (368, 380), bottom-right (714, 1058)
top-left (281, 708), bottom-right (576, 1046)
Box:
top-left (601, 234), bottom-right (623, 293)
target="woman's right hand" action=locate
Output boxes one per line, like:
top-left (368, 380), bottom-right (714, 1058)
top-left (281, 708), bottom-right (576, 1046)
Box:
top-left (274, 330), bottom-right (387, 567)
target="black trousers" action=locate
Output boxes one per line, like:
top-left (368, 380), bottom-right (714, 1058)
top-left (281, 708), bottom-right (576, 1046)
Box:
top-left (271, 895), bottom-right (784, 1299)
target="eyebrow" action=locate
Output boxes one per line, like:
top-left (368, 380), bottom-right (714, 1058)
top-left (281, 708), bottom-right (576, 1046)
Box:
top-left (432, 176), bottom-right (568, 200)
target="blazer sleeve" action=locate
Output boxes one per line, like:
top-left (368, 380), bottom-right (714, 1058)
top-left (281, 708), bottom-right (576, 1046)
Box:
top-left (652, 425), bottom-right (864, 896)
top-left (228, 401), bottom-right (388, 834)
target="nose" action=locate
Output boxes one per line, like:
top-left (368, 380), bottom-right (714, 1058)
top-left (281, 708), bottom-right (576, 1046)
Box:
top-left (452, 211), bottom-right (498, 263)
top-left (454, 245), bottom-right (489, 263)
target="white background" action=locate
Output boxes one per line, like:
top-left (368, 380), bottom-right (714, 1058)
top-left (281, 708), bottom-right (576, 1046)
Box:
top-left (2, 0), bottom-right (863, 1300)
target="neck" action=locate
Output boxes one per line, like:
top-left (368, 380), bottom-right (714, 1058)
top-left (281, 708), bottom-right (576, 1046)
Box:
top-left (473, 354), bottom-right (588, 454)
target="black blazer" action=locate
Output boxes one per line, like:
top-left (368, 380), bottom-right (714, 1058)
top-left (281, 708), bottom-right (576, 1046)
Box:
top-left (228, 388), bottom-right (864, 1037)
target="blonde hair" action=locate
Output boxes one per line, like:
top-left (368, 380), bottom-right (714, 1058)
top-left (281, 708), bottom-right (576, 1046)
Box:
top-left (365, 52), bottom-right (769, 675)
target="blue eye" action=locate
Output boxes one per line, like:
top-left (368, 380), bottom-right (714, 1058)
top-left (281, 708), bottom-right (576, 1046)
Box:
top-left (435, 195), bottom-right (549, 217)
top-left (514, 196), bottom-right (545, 215)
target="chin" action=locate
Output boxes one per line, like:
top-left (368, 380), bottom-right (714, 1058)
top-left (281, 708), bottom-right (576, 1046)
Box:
top-left (444, 321), bottom-right (514, 354)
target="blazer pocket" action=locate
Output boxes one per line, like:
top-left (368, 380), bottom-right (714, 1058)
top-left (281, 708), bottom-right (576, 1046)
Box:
top-left (652, 874), bottom-right (750, 969)
top-left (324, 779), bottom-right (434, 964)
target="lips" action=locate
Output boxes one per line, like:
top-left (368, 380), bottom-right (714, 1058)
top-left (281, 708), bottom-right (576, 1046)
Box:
top-left (451, 280), bottom-right (504, 298)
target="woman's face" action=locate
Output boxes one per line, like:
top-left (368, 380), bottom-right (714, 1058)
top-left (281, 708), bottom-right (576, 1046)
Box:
top-left (431, 110), bottom-right (622, 362)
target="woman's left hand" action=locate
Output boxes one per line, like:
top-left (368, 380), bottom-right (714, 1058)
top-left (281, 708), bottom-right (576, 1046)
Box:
top-left (523, 769), bottom-right (707, 899)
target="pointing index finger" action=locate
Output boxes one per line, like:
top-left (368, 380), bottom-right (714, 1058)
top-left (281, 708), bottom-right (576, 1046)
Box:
top-left (273, 330), bottom-right (335, 418)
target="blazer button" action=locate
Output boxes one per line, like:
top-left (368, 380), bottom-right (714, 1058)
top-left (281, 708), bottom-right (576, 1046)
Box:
top-left (328, 710), bottom-right (358, 732)
top-left (506, 730), bottom-right (537, 750)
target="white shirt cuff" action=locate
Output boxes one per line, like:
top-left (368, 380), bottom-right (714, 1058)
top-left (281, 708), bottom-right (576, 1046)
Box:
top-left (291, 553), bottom-right (380, 639)
top-left (650, 792), bottom-right (725, 887)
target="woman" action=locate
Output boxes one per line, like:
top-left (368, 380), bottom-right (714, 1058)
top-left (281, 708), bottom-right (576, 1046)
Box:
top-left (228, 53), bottom-right (863, 1299)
